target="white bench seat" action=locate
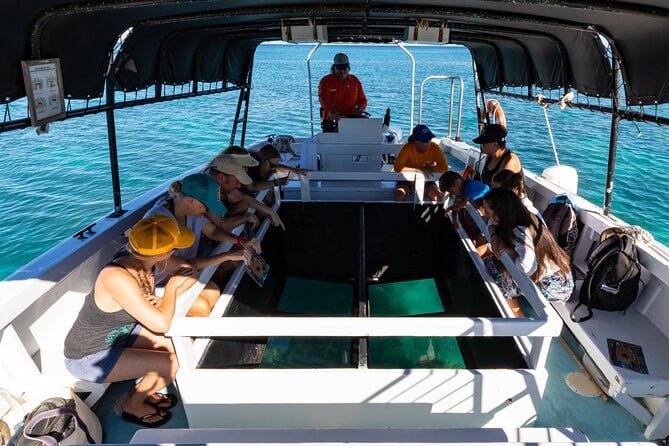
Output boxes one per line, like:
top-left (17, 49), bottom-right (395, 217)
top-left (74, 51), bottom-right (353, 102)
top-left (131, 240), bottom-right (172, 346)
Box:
top-left (554, 288), bottom-right (669, 398)
top-left (29, 290), bottom-right (109, 404)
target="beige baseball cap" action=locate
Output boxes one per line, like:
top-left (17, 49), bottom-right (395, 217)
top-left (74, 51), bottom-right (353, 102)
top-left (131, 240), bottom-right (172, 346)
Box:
top-left (230, 152), bottom-right (259, 167)
top-left (209, 154), bottom-right (253, 185)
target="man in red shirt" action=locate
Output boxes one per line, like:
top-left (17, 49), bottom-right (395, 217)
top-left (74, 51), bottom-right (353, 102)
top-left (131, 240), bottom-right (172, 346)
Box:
top-left (318, 53), bottom-right (368, 131)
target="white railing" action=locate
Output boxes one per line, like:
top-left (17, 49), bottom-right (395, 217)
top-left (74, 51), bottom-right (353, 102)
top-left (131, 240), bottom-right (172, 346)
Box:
top-left (296, 171), bottom-right (429, 202)
top-left (453, 201), bottom-right (564, 362)
top-left (168, 177), bottom-right (562, 373)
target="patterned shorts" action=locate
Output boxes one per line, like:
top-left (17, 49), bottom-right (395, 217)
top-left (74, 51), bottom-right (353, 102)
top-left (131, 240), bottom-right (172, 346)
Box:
top-left (485, 256), bottom-right (574, 302)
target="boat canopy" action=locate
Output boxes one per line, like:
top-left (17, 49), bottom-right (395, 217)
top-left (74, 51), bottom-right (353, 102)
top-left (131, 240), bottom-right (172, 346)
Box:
top-left (3, 1), bottom-right (669, 107)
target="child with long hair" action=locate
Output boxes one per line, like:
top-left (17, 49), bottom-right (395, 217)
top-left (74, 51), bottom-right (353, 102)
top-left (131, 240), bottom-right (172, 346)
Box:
top-left (482, 187), bottom-right (573, 316)
top-left (491, 169), bottom-right (541, 217)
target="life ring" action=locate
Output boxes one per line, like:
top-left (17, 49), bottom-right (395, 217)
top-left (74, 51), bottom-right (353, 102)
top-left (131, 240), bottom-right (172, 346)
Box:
top-left (485, 99), bottom-right (507, 129)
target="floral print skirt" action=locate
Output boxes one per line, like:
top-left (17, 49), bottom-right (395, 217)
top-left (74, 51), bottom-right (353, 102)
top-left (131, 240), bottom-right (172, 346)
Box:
top-left (485, 256), bottom-right (574, 302)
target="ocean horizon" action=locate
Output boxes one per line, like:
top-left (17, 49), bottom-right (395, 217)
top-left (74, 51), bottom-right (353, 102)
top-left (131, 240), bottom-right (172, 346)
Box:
top-left (2, 42), bottom-right (668, 279)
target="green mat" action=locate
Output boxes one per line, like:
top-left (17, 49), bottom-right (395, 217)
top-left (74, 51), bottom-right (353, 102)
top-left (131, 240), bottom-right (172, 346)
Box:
top-left (277, 277), bottom-right (353, 315)
top-left (263, 277), bottom-right (463, 368)
top-left (262, 277), bottom-right (353, 368)
top-left (260, 337), bottom-right (351, 368)
top-left (368, 279), bottom-right (463, 368)
top-left (369, 337), bottom-right (466, 368)
top-left (369, 278), bottom-right (444, 316)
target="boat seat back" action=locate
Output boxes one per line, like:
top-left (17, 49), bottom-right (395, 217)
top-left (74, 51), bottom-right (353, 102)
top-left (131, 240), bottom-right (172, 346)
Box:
top-left (29, 290), bottom-right (109, 404)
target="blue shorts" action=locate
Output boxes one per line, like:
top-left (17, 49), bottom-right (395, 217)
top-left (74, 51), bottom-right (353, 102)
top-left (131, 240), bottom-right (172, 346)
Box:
top-left (64, 324), bottom-right (142, 383)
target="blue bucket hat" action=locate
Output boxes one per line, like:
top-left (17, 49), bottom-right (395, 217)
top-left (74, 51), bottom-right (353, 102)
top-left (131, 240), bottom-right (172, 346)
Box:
top-left (411, 124), bottom-right (436, 143)
top-left (180, 174), bottom-right (227, 216)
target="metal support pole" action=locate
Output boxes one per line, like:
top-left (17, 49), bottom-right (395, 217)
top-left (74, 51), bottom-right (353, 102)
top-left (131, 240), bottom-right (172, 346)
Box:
top-left (240, 58), bottom-right (253, 147)
top-left (396, 41), bottom-right (416, 131)
top-left (603, 55), bottom-right (622, 216)
top-left (230, 52), bottom-right (254, 147)
top-left (105, 75), bottom-right (124, 217)
top-left (306, 43), bottom-right (321, 137)
top-left (472, 58), bottom-right (485, 129)
top-left (357, 203), bottom-right (368, 368)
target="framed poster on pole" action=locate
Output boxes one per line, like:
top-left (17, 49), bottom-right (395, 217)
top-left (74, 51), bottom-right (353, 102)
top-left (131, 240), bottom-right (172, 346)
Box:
top-left (21, 58), bottom-right (66, 127)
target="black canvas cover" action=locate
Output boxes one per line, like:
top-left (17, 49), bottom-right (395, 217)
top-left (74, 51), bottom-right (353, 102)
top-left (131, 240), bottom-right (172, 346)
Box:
top-left (2, 1), bottom-right (669, 105)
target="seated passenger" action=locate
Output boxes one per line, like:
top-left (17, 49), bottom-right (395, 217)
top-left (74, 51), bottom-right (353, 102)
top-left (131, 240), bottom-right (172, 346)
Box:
top-left (145, 174), bottom-right (252, 316)
top-left (482, 187), bottom-right (574, 317)
top-left (438, 170), bottom-right (491, 258)
top-left (221, 144), bottom-right (260, 170)
top-left (439, 170), bottom-right (490, 214)
top-left (224, 144), bottom-right (308, 198)
top-left (491, 169), bottom-right (541, 218)
top-left (244, 144), bottom-right (309, 194)
top-left (208, 153), bottom-right (285, 229)
top-left (393, 124), bottom-right (448, 201)
top-left (472, 124), bottom-right (522, 185)
top-left (64, 215), bottom-right (197, 427)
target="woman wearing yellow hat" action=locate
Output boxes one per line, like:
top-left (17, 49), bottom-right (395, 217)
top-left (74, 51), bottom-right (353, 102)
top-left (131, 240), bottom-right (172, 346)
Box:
top-left (64, 215), bottom-right (197, 428)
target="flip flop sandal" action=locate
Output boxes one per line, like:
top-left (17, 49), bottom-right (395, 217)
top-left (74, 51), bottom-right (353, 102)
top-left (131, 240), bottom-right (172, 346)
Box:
top-left (121, 409), bottom-right (172, 428)
top-left (146, 393), bottom-right (178, 410)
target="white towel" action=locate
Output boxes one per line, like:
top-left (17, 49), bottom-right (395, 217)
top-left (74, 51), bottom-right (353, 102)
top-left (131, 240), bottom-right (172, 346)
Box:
top-left (299, 136), bottom-right (318, 171)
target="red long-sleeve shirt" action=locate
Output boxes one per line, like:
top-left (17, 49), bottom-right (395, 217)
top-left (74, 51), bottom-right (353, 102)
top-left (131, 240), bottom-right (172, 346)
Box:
top-left (318, 73), bottom-right (367, 120)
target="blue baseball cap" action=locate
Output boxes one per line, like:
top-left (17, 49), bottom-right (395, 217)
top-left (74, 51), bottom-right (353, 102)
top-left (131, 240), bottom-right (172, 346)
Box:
top-left (411, 124), bottom-right (436, 143)
top-left (181, 174), bottom-right (228, 216)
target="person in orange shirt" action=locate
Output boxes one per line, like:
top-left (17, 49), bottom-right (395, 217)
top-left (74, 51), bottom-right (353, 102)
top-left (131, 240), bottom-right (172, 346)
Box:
top-left (393, 124), bottom-right (448, 201)
top-left (318, 53), bottom-right (368, 131)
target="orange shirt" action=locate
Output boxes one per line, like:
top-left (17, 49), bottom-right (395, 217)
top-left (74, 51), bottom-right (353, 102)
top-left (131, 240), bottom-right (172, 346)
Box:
top-left (393, 141), bottom-right (448, 173)
top-left (318, 73), bottom-right (367, 119)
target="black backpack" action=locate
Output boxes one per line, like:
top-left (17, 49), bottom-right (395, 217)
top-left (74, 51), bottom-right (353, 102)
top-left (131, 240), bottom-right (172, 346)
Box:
top-left (543, 195), bottom-right (579, 258)
top-left (571, 228), bottom-right (642, 322)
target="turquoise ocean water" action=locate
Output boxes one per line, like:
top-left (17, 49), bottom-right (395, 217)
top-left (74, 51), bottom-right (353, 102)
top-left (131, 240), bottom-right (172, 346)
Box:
top-left (2, 43), bottom-right (669, 280)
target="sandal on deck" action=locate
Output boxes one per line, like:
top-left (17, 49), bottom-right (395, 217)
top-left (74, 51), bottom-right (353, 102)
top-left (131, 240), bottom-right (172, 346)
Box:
top-left (121, 410), bottom-right (172, 428)
top-left (146, 392), bottom-right (178, 410)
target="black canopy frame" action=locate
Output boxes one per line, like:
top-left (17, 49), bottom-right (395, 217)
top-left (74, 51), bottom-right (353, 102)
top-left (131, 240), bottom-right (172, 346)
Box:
top-left (3, 0), bottom-right (669, 215)
top-left (2, 1), bottom-right (668, 104)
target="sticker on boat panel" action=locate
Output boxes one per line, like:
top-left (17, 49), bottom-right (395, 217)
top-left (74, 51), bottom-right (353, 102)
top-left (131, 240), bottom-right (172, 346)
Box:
top-left (247, 251), bottom-right (270, 287)
top-left (607, 338), bottom-right (648, 374)
top-left (352, 155), bottom-right (368, 162)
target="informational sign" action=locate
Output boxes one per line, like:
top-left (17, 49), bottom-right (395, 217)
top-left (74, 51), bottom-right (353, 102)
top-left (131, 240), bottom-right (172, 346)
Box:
top-left (21, 58), bottom-right (66, 127)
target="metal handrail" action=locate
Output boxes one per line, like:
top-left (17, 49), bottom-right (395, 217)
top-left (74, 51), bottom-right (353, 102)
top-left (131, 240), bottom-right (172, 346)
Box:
top-left (306, 43), bottom-right (321, 137)
top-left (418, 75), bottom-right (465, 140)
top-left (395, 41), bottom-right (416, 132)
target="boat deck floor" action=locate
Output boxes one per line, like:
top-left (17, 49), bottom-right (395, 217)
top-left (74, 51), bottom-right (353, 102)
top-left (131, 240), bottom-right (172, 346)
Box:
top-left (93, 334), bottom-right (645, 444)
top-left (92, 152), bottom-right (643, 443)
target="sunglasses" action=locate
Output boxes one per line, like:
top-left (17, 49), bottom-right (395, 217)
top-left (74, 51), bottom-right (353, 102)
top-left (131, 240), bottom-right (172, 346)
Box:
top-left (333, 64), bottom-right (350, 71)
